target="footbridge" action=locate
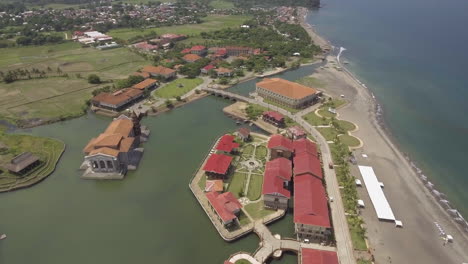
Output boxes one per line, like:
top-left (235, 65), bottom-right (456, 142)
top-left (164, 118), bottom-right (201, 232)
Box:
top-left (202, 88), bottom-right (254, 103)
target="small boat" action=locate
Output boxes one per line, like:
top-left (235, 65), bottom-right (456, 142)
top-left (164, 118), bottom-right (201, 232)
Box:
top-left (0, 234), bottom-right (6, 240)
top-left (236, 121), bottom-right (241, 125)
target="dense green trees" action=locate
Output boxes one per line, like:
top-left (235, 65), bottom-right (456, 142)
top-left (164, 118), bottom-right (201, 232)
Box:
top-left (87, 74), bottom-right (101, 84)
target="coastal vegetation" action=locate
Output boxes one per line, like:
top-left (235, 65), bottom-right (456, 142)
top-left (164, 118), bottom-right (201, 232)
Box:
top-left (153, 78), bottom-right (203, 99)
top-left (108, 15), bottom-right (250, 41)
top-left (0, 127), bottom-right (65, 192)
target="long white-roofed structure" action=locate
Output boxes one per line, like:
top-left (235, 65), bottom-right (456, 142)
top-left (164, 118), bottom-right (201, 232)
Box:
top-left (358, 165), bottom-right (396, 221)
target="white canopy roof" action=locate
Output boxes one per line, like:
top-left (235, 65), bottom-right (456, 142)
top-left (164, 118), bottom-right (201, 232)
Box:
top-left (358, 166), bottom-right (396, 221)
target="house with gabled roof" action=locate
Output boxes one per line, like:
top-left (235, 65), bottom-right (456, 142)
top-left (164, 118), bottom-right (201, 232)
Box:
top-left (262, 157), bottom-right (292, 209)
top-left (256, 78), bottom-right (321, 109)
top-left (267, 134), bottom-right (293, 160)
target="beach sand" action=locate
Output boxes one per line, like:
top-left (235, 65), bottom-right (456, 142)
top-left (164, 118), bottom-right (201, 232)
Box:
top-left (311, 57), bottom-right (468, 263)
top-left (299, 8), bottom-right (468, 263)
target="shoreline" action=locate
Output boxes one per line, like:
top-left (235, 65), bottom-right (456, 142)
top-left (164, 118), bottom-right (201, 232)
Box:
top-left (299, 7), bottom-right (468, 263)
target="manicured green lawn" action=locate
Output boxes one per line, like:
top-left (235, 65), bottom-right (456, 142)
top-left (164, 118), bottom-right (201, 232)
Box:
top-left (335, 120), bottom-right (356, 132)
top-left (238, 211), bottom-right (250, 226)
top-left (198, 174), bottom-right (206, 190)
top-left (338, 134), bottom-right (361, 147)
top-left (304, 111), bottom-right (330, 126)
top-left (0, 130), bottom-right (65, 192)
top-left (317, 127), bottom-right (339, 141)
top-left (264, 99), bottom-right (301, 114)
top-left (235, 260), bottom-right (252, 264)
top-left (246, 174), bottom-right (263, 201)
top-left (329, 98), bottom-right (347, 108)
top-left (241, 144), bottom-right (254, 156)
top-left (244, 201), bottom-right (276, 220)
top-left (108, 15), bottom-right (250, 40)
top-left (254, 145), bottom-right (267, 160)
top-left (318, 108), bottom-right (337, 118)
top-left (357, 260), bottom-right (372, 264)
top-left (153, 78), bottom-right (203, 98)
top-left (227, 172), bottom-right (247, 198)
top-left (210, 0), bottom-right (235, 9)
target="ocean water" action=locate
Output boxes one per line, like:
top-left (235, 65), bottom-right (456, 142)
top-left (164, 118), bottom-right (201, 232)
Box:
top-left (308, 0), bottom-right (468, 216)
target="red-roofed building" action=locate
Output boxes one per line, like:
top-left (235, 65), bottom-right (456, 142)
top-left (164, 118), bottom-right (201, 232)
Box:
top-left (237, 128), bottom-right (251, 142)
top-left (225, 46), bottom-right (253, 56)
top-left (190, 45), bottom-right (207, 56)
top-left (183, 53), bottom-right (202, 63)
top-left (133, 41), bottom-right (159, 52)
top-left (300, 248), bottom-right (339, 264)
top-left (262, 157), bottom-right (292, 209)
top-left (203, 153), bottom-right (233, 177)
top-left (205, 179), bottom-right (224, 192)
top-left (287, 126), bottom-right (307, 140)
top-left (293, 152), bottom-right (323, 180)
top-left (181, 48), bottom-right (191, 54)
top-left (206, 191), bottom-right (242, 226)
top-left (267, 134), bottom-right (293, 160)
top-left (201, 64), bottom-right (215, 74)
top-left (216, 135), bottom-right (240, 154)
top-left (294, 138), bottom-right (318, 157)
top-left (294, 174), bottom-right (331, 241)
top-left (262, 111), bottom-right (285, 128)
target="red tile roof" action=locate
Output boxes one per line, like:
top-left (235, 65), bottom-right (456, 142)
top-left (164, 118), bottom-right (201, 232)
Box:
top-left (92, 88), bottom-right (143, 107)
top-left (301, 248), bottom-right (338, 264)
top-left (181, 48), bottom-right (191, 54)
top-left (263, 111), bottom-right (284, 122)
top-left (215, 135), bottom-right (240, 153)
top-left (288, 125), bottom-right (306, 138)
top-left (267, 134), bottom-right (293, 151)
top-left (202, 64), bottom-right (215, 71)
top-left (191, 45), bottom-right (206, 51)
top-left (205, 179), bottom-right (224, 192)
top-left (293, 152), bottom-right (323, 179)
top-left (142, 65), bottom-right (176, 76)
top-left (132, 78), bottom-right (158, 90)
top-left (262, 157), bottom-right (292, 198)
top-left (237, 127), bottom-right (250, 137)
top-left (294, 138), bottom-right (318, 157)
top-left (183, 53), bottom-right (202, 62)
top-left (203, 153), bottom-right (233, 175)
top-left (257, 78), bottom-right (318, 99)
top-left (206, 191), bottom-right (242, 223)
top-left (294, 175), bottom-right (330, 228)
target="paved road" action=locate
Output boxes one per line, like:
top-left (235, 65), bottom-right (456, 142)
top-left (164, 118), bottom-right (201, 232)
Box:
top-left (202, 88), bottom-right (356, 264)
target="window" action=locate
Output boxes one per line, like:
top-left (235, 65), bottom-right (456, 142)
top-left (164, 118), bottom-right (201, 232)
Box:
top-left (107, 160), bottom-right (114, 169)
top-left (99, 160), bottom-right (105, 169)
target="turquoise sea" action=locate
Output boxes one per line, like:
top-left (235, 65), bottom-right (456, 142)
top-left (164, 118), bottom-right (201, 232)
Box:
top-left (308, 0), bottom-right (468, 217)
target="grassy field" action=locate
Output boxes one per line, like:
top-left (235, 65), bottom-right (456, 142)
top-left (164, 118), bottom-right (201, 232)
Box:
top-left (198, 174), bottom-right (206, 190)
top-left (246, 174), bottom-right (262, 201)
top-left (349, 223), bottom-right (367, 250)
top-left (153, 78), bottom-right (203, 98)
top-left (108, 15), bottom-right (250, 41)
top-left (318, 108), bottom-right (336, 118)
top-left (0, 129), bottom-right (65, 192)
top-left (241, 144), bottom-right (254, 157)
top-left (335, 120), bottom-right (356, 132)
top-left (304, 111), bottom-right (329, 126)
top-left (357, 259), bottom-right (372, 264)
top-left (210, 0), bottom-right (235, 9)
top-left (316, 127), bottom-right (339, 141)
top-left (338, 134), bottom-right (361, 148)
top-left (254, 145), bottom-right (267, 160)
top-left (227, 172), bottom-right (247, 198)
top-left (0, 44), bottom-right (150, 125)
top-left (244, 201), bottom-right (276, 220)
top-left (235, 260), bottom-right (252, 264)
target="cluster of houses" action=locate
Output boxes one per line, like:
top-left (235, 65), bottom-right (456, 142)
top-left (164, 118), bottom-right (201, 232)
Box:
top-left (91, 65), bottom-right (176, 112)
top-left (262, 133), bottom-right (332, 243)
top-left (4, 2), bottom-right (201, 36)
top-left (80, 113), bottom-right (148, 179)
top-left (132, 33), bottom-right (187, 52)
top-left (72, 30), bottom-right (114, 46)
top-left (202, 134), bottom-right (243, 226)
